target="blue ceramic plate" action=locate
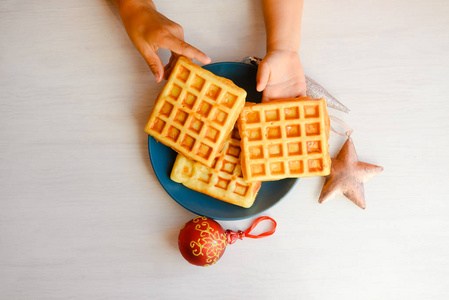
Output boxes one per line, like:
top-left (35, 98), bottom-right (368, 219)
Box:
top-left (148, 62), bottom-right (298, 220)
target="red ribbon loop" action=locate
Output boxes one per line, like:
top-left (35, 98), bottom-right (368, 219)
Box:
top-left (226, 216), bottom-right (277, 245)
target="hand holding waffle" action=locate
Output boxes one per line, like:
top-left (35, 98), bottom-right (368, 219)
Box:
top-left (115, 0), bottom-right (211, 82)
top-left (256, 50), bottom-right (307, 102)
top-left (257, 0), bottom-right (306, 101)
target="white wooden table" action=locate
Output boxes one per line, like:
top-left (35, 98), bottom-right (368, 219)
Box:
top-left (1, 1), bottom-right (448, 299)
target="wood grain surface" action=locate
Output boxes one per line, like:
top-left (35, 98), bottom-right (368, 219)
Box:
top-left (1, 0), bottom-right (448, 299)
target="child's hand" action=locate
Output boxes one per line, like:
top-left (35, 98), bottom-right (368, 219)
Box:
top-left (256, 50), bottom-right (306, 102)
top-left (117, 0), bottom-right (211, 82)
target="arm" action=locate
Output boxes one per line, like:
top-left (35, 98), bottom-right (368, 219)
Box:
top-left (257, 0), bottom-right (306, 101)
top-left (113, 0), bottom-right (210, 82)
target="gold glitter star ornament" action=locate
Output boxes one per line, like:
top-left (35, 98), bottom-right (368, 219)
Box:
top-left (318, 136), bottom-right (383, 209)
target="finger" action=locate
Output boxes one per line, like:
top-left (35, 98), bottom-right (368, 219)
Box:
top-left (256, 61), bottom-right (270, 92)
top-left (262, 92), bottom-right (270, 103)
top-left (163, 57), bottom-right (174, 78)
top-left (164, 53), bottom-right (178, 80)
top-left (137, 42), bottom-right (164, 82)
top-left (162, 35), bottom-right (211, 64)
top-left (261, 85), bottom-right (278, 102)
top-left (298, 81), bottom-right (307, 97)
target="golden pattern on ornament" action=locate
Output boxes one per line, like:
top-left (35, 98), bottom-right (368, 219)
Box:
top-left (189, 217), bottom-right (227, 266)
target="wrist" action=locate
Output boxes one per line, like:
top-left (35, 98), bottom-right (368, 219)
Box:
top-left (265, 48), bottom-right (299, 56)
top-left (117, 0), bottom-right (156, 11)
top-left (267, 41), bottom-right (299, 53)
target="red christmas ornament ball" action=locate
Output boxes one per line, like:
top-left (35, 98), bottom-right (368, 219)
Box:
top-left (178, 216), bottom-right (228, 267)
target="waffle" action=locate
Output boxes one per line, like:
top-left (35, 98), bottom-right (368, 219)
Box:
top-left (145, 56), bottom-right (247, 167)
top-left (237, 97), bottom-right (331, 182)
top-left (170, 127), bottom-right (262, 208)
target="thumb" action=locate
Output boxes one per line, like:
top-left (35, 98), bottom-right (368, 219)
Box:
top-left (256, 61), bottom-right (270, 92)
top-left (138, 43), bottom-right (164, 83)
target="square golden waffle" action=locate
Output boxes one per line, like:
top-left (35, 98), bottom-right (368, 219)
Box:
top-left (145, 56), bottom-right (247, 167)
top-left (170, 127), bottom-right (261, 208)
top-left (238, 97), bottom-right (331, 182)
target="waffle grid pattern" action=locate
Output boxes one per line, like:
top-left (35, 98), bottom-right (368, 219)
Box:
top-left (238, 98), bottom-right (331, 182)
top-left (171, 128), bottom-right (261, 208)
top-left (145, 57), bottom-right (246, 167)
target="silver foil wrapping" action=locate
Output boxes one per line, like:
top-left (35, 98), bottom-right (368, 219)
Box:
top-left (305, 76), bottom-right (350, 113)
